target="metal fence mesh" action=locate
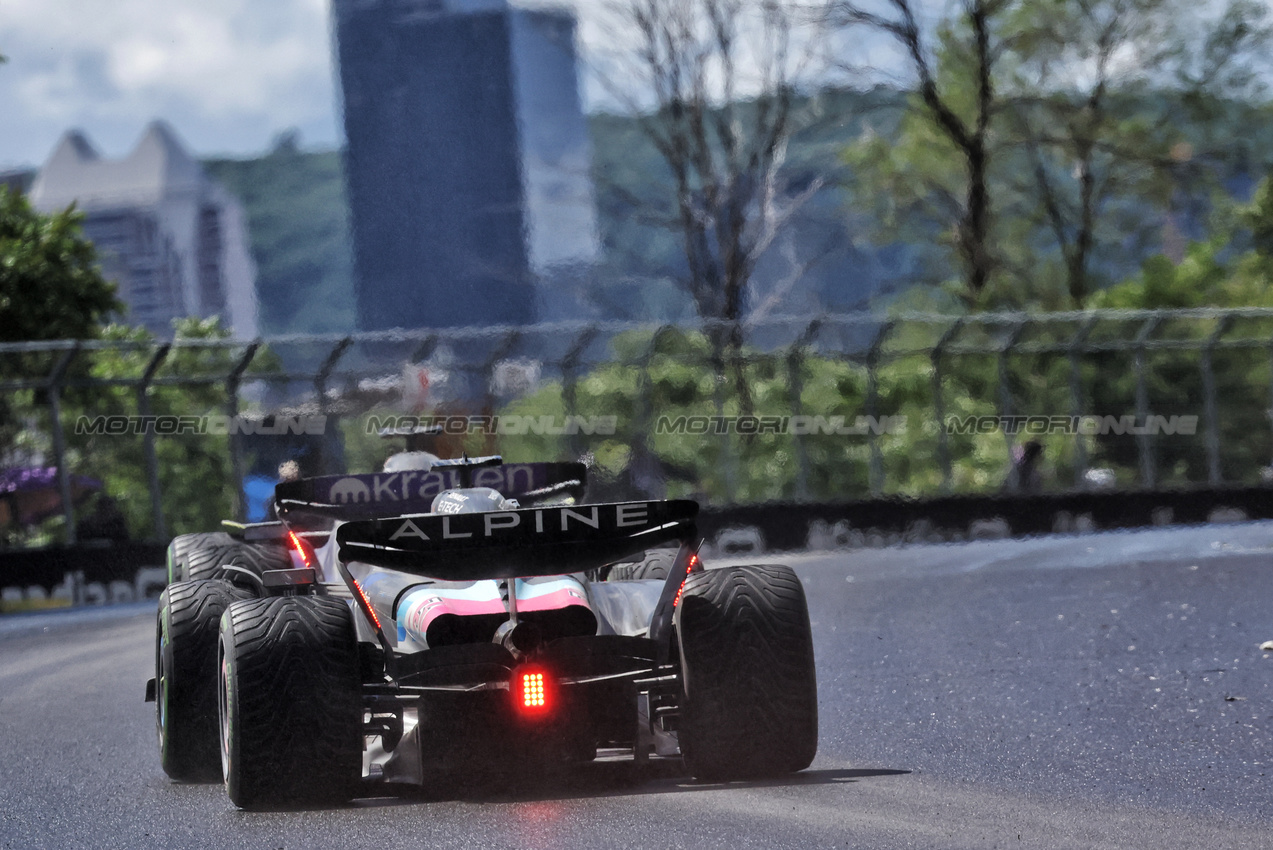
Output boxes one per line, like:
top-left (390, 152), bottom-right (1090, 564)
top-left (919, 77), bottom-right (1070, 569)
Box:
top-left (5, 308), bottom-right (1273, 544)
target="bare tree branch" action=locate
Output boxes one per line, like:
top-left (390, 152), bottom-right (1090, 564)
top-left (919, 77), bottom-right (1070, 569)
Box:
top-left (596, 0), bottom-right (833, 414)
top-left (830, 0), bottom-right (1003, 303)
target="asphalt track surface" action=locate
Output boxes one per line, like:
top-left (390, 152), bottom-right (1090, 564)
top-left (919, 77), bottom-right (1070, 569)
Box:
top-left (2, 523), bottom-right (1271, 849)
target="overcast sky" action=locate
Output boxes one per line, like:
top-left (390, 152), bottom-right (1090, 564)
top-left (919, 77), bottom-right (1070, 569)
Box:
top-left (0, 0), bottom-right (660, 170)
top-left (0, 0), bottom-right (342, 170)
top-left (4, 0), bottom-right (1239, 173)
top-left (0, 0), bottom-right (885, 171)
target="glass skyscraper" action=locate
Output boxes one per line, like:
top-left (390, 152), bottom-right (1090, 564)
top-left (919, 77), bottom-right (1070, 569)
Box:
top-left (332, 0), bottom-right (598, 331)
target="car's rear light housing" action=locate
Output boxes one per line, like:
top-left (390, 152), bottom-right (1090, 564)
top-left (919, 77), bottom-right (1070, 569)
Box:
top-left (513, 667), bottom-right (553, 716)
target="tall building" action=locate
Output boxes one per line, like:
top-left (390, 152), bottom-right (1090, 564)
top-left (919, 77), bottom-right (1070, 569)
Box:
top-left (332, 0), bottom-right (599, 331)
top-left (28, 122), bottom-right (259, 339)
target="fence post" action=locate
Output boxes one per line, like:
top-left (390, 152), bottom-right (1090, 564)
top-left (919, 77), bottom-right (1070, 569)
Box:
top-left (720, 320), bottom-right (744, 499)
top-left (865, 321), bottom-right (895, 496)
top-left (138, 343), bottom-right (171, 541)
top-left (315, 337), bottom-right (353, 403)
top-left (931, 318), bottom-right (964, 493)
top-left (1133, 316), bottom-right (1162, 488)
top-left (478, 330), bottom-right (522, 453)
top-left (315, 337), bottom-right (352, 474)
top-left (225, 341), bottom-right (261, 521)
top-left (787, 317), bottom-right (823, 501)
top-left (630, 326), bottom-right (672, 498)
top-left (997, 318), bottom-right (1028, 480)
top-left (47, 344), bottom-right (80, 545)
top-left (561, 326), bottom-right (600, 461)
top-left (1201, 314), bottom-right (1234, 485)
top-left (409, 335), bottom-right (438, 369)
top-left (1068, 316), bottom-right (1097, 487)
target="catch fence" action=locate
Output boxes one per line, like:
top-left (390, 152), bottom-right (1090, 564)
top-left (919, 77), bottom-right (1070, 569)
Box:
top-left (4, 307), bottom-right (1273, 544)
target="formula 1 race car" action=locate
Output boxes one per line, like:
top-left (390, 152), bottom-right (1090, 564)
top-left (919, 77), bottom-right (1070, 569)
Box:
top-left (147, 455), bottom-right (818, 808)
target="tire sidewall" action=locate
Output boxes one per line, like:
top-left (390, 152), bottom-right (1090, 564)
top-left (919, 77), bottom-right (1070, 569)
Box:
top-left (155, 593), bottom-right (172, 761)
top-left (156, 580), bottom-right (250, 781)
top-left (218, 606), bottom-right (245, 804)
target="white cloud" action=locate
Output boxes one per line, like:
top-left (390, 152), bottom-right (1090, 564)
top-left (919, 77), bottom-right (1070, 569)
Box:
top-left (0, 0), bottom-right (338, 167)
top-left (0, 0), bottom-right (889, 169)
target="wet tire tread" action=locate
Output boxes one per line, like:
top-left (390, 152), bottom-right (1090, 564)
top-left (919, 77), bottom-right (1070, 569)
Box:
top-left (168, 532), bottom-right (290, 584)
top-left (220, 596), bottom-right (362, 807)
top-left (676, 564), bottom-right (818, 780)
top-left (157, 579), bottom-right (250, 781)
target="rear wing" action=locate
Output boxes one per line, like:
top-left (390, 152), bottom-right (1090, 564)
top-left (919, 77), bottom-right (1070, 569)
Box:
top-left (335, 499), bottom-right (698, 581)
top-left (274, 461), bottom-right (587, 520)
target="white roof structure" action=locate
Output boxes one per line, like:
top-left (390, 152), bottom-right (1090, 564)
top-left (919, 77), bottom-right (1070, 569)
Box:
top-left (29, 122), bottom-right (259, 340)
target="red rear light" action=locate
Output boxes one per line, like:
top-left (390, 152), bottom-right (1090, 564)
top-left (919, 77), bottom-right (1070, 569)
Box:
top-left (352, 578), bottom-right (382, 630)
top-left (673, 577), bottom-right (688, 608)
top-left (287, 530), bottom-right (315, 568)
top-left (673, 552), bottom-right (698, 608)
top-left (514, 668), bottom-right (552, 715)
top-left (522, 673), bottom-right (545, 707)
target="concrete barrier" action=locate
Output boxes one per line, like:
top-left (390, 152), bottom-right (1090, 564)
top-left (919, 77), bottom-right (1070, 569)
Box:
top-left (83, 582), bottom-right (107, 606)
top-left (3, 484), bottom-right (1273, 602)
top-left (699, 484), bottom-right (1273, 552)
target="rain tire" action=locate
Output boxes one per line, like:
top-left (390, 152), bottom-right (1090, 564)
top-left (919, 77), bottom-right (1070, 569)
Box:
top-left (608, 549), bottom-right (676, 581)
top-left (675, 564), bottom-right (818, 781)
top-left (218, 596), bottom-right (363, 809)
top-left (167, 532), bottom-right (289, 585)
top-left (156, 579), bottom-right (252, 781)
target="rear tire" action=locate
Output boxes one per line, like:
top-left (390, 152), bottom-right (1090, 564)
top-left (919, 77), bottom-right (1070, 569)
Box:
top-left (156, 579), bottom-right (251, 781)
top-left (608, 549), bottom-right (676, 581)
top-left (167, 533), bottom-right (212, 585)
top-left (218, 596), bottom-right (363, 808)
top-left (675, 564), bottom-right (818, 781)
top-left (167, 532), bottom-right (289, 585)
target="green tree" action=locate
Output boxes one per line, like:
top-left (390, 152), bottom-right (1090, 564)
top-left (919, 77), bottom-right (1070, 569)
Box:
top-left (1079, 178), bottom-right (1273, 485)
top-left (835, 0), bottom-right (1013, 306)
top-left (835, 0), bottom-right (1271, 310)
top-left (0, 187), bottom-right (120, 461)
top-left (483, 325), bottom-right (1012, 504)
top-left (0, 187), bottom-right (119, 344)
top-left (1005, 0), bottom-right (1270, 307)
top-left (603, 0), bottom-right (830, 413)
top-left (71, 317), bottom-right (270, 539)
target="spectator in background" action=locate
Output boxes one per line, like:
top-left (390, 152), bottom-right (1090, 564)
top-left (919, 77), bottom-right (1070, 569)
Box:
top-left (264, 460), bottom-right (301, 520)
top-left (1003, 439), bottom-right (1044, 494)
